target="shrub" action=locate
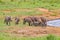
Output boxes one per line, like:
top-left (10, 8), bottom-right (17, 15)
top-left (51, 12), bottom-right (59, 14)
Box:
top-left (47, 34), bottom-right (56, 40)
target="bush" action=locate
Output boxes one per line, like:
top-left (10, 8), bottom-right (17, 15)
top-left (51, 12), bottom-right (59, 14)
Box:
top-left (47, 34), bottom-right (56, 40)
top-left (0, 0), bottom-right (5, 4)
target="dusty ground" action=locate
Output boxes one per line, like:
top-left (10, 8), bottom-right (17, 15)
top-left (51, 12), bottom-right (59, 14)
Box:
top-left (2, 26), bottom-right (60, 37)
top-left (1, 8), bottom-right (60, 37)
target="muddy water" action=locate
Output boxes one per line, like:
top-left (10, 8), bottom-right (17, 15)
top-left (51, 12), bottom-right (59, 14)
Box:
top-left (47, 19), bottom-right (60, 27)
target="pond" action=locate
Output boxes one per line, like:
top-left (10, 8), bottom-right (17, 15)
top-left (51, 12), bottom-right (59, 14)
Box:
top-left (47, 19), bottom-right (60, 27)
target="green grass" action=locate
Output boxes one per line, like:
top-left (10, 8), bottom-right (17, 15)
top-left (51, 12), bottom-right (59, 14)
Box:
top-left (0, 32), bottom-right (45, 40)
top-left (50, 13), bottom-right (57, 16)
top-left (0, 0), bottom-right (60, 10)
top-left (0, 10), bottom-right (43, 16)
top-left (0, 33), bottom-right (59, 40)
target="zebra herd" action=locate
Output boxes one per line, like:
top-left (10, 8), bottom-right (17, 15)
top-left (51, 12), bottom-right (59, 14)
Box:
top-left (23, 16), bottom-right (47, 26)
top-left (4, 16), bottom-right (47, 27)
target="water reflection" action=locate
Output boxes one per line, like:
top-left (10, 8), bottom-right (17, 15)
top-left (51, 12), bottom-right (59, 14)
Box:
top-left (47, 19), bottom-right (60, 27)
